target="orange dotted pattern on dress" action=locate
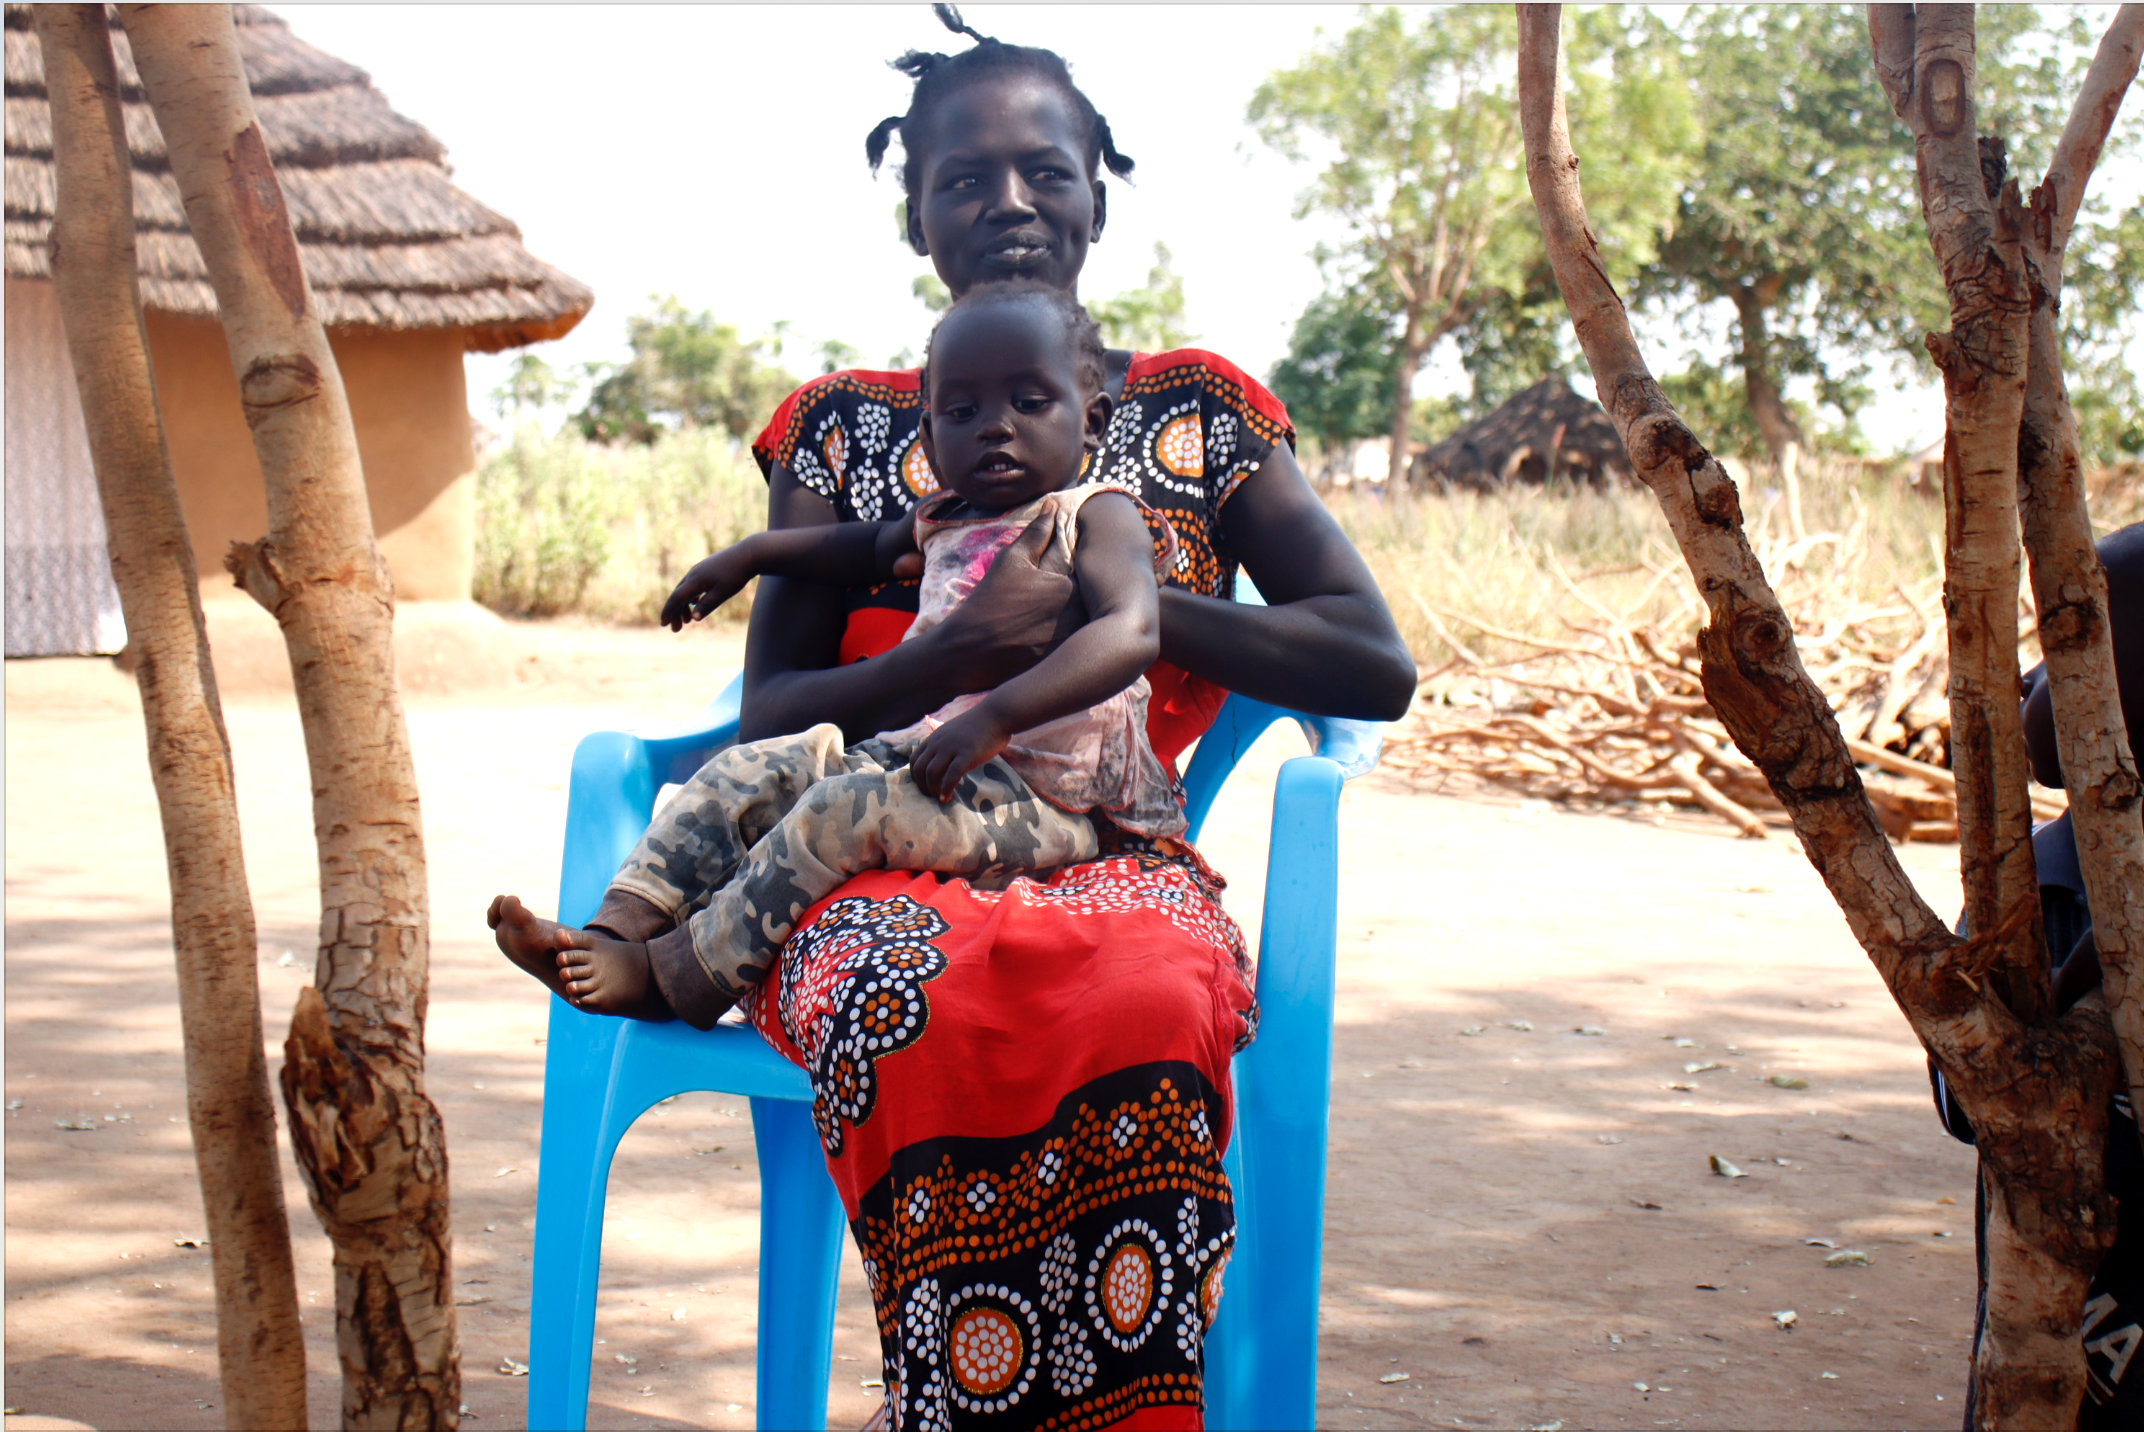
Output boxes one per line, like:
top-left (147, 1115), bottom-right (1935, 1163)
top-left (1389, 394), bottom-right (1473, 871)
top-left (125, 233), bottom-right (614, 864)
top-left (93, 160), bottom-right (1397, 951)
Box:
top-left (1102, 1244), bottom-right (1156, 1335)
top-left (824, 423), bottom-right (848, 484)
top-left (1152, 504), bottom-right (1222, 597)
top-left (763, 874), bottom-right (1246, 1426)
top-left (950, 1306), bottom-right (1025, 1395)
top-left (900, 437), bottom-right (938, 497)
top-left (858, 1080), bottom-right (1223, 1294)
top-left (750, 354), bottom-right (1297, 611)
top-left (1154, 414), bottom-right (1204, 479)
top-left (1198, 1250), bottom-right (1229, 1339)
top-left (1033, 1373), bottom-right (1206, 1432)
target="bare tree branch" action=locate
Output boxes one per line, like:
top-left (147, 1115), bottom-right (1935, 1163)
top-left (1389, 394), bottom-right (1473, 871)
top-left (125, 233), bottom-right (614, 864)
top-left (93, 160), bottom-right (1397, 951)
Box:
top-left (1516, 5), bottom-right (1949, 988)
top-left (1516, 6), bottom-right (2115, 1420)
top-left (2017, 3), bottom-right (2144, 1149)
top-left (2040, 4), bottom-right (2144, 264)
top-left (1869, 4), bottom-right (1918, 114)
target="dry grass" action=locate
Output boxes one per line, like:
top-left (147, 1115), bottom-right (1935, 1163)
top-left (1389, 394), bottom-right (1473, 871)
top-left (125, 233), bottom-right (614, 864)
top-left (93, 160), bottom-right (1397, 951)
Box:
top-left (1338, 458), bottom-right (2144, 838)
top-left (1330, 458), bottom-right (1940, 668)
top-left (473, 427), bottom-right (764, 624)
top-left (1336, 457), bottom-right (2144, 669)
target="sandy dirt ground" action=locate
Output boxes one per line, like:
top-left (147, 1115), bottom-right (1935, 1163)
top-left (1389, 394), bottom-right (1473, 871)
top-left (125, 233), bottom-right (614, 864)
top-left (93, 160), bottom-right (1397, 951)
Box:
top-left (7, 602), bottom-right (1984, 1430)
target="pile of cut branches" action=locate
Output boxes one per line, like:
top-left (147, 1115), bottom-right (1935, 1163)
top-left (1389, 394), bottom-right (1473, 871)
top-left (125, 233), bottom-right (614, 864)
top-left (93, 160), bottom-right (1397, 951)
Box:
top-left (1386, 526), bottom-right (2064, 841)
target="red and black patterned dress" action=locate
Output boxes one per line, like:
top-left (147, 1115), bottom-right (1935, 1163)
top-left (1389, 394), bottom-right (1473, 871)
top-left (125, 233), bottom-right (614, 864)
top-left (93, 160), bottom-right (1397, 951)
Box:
top-left (746, 351), bottom-right (1293, 1430)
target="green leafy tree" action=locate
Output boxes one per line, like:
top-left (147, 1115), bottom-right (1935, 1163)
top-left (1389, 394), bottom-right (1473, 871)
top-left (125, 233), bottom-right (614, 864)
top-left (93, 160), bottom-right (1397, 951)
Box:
top-left (1087, 242), bottom-right (1193, 353)
top-left (816, 339), bottom-right (864, 375)
top-left (1269, 281), bottom-right (1399, 455)
top-left (1640, 4), bottom-right (2133, 463)
top-left (912, 273), bottom-right (952, 315)
top-left (575, 297), bottom-right (799, 445)
top-left (491, 352), bottom-right (574, 424)
top-left (1254, 6), bottom-right (1692, 485)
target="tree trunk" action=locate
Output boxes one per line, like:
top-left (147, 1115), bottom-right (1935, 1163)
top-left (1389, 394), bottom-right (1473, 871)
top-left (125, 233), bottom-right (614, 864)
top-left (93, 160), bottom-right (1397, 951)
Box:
top-left (1728, 280), bottom-right (1805, 460)
top-left (1387, 304), bottom-right (1428, 489)
top-left (1877, 6), bottom-right (2050, 1031)
top-left (1729, 282), bottom-right (1809, 540)
top-left (1519, 6), bottom-right (2119, 1423)
top-left (32, 8), bottom-right (309, 1426)
top-left (118, 6), bottom-right (460, 1427)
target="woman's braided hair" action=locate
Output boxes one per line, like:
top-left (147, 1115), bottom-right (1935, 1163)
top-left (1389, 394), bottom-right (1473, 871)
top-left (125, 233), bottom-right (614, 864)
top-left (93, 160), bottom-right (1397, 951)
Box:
top-left (866, 4), bottom-right (1135, 213)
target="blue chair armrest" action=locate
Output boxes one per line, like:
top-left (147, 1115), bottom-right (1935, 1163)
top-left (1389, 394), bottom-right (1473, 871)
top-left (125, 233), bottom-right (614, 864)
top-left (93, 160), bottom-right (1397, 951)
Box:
top-left (557, 675), bottom-right (744, 926)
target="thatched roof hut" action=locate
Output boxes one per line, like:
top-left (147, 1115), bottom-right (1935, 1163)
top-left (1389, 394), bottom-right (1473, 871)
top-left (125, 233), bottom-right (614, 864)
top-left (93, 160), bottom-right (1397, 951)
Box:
top-left (1413, 377), bottom-right (1632, 489)
top-left (3, 3), bottom-right (590, 347)
top-left (5, 5), bottom-right (592, 655)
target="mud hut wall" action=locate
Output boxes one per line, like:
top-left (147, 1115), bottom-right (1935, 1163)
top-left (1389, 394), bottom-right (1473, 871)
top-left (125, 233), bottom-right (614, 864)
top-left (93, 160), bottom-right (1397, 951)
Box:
top-left (145, 312), bottom-right (474, 602)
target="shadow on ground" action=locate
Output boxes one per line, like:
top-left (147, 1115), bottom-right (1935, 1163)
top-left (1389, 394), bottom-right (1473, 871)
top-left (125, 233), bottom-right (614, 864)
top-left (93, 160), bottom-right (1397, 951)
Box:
top-left (9, 644), bottom-right (1975, 1431)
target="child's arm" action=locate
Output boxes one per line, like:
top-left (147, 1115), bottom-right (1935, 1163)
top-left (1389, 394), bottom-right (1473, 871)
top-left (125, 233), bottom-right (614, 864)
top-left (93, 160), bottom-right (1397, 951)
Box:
top-left (661, 513), bottom-right (917, 632)
top-left (911, 493), bottom-right (1160, 800)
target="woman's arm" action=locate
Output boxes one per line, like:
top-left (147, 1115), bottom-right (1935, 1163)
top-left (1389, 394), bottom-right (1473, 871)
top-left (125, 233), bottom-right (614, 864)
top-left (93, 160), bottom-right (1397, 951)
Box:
top-left (1159, 443), bottom-right (1417, 721)
top-left (737, 466), bottom-right (1084, 742)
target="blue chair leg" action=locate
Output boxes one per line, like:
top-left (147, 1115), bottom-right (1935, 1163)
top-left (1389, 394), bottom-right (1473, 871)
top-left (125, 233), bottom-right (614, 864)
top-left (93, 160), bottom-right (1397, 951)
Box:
top-left (749, 1095), bottom-right (848, 1432)
top-left (1203, 1125), bottom-right (1253, 1427)
top-left (1206, 756), bottom-right (1344, 1432)
top-left (529, 1004), bottom-right (633, 1432)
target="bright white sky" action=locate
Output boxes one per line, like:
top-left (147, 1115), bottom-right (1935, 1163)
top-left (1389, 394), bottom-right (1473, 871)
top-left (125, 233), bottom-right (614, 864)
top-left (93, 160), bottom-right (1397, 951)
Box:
top-left (286, 3), bottom-right (2136, 455)
top-left (289, 4), bottom-right (1347, 419)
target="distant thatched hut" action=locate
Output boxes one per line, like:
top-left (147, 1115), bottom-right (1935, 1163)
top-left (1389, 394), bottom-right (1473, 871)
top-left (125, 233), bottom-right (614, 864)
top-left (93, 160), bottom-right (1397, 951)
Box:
top-left (1412, 377), bottom-right (1632, 490)
top-left (4, 4), bottom-right (591, 655)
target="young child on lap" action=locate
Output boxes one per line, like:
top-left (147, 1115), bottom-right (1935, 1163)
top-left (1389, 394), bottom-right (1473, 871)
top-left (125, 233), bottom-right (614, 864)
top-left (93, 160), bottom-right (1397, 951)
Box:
top-left (490, 283), bottom-right (1183, 1027)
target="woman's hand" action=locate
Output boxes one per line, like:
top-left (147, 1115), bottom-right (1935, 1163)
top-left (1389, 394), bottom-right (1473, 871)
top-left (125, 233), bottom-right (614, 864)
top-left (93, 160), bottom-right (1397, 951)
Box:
top-left (910, 705), bottom-right (1013, 801)
top-left (661, 550), bottom-right (751, 632)
top-left (741, 468), bottom-right (1085, 743)
top-left (918, 508), bottom-right (1087, 689)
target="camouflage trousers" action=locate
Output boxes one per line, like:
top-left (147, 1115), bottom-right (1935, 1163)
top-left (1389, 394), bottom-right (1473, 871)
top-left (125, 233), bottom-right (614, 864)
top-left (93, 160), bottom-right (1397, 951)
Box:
top-left (609, 722), bottom-right (1099, 1015)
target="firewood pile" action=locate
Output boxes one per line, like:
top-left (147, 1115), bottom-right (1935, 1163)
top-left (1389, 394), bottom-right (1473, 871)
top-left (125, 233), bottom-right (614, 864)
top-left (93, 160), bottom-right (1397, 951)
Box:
top-left (1385, 534), bottom-right (2064, 842)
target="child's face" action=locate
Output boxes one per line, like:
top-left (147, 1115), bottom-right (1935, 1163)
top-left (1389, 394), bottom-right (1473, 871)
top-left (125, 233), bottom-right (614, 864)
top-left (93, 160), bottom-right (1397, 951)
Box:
top-left (920, 298), bottom-right (1110, 512)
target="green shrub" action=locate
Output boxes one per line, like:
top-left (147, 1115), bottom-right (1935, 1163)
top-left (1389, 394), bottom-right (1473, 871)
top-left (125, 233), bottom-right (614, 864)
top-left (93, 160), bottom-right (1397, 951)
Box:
top-left (474, 428), bottom-right (764, 623)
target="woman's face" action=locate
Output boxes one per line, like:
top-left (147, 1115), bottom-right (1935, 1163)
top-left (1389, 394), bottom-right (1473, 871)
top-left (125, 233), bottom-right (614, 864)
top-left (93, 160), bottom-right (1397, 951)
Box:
top-left (908, 75), bottom-right (1105, 299)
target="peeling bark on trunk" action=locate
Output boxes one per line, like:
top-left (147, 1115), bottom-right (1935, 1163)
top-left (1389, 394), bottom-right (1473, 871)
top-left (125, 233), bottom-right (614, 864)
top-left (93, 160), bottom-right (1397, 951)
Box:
top-left (32, 8), bottom-right (309, 1426)
top-left (118, 5), bottom-right (459, 1427)
top-left (1518, 6), bottom-right (2120, 1422)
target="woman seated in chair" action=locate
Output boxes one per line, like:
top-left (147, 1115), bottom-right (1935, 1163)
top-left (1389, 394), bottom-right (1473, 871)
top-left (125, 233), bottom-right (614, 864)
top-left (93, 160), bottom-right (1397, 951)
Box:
top-left (493, 10), bottom-right (1413, 1426)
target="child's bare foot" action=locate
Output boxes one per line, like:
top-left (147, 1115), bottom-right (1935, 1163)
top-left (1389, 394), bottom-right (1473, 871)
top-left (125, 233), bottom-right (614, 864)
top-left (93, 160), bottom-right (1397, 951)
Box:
top-left (489, 894), bottom-right (589, 1000)
top-left (490, 893), bottom-right (676, 1020)
top-left (555, 931), bottom-right (654, 1015)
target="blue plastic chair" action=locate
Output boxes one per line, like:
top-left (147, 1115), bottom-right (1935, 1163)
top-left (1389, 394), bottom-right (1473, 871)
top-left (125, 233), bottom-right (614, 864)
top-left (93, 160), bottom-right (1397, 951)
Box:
top-left (526, 668), bottom-right (1381, 1431)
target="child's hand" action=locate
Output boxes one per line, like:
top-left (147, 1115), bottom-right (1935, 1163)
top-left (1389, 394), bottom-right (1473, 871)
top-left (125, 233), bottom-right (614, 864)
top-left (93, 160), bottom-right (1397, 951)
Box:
top-left (911, 706), bottom-right (1013, 802)
top-left (661, 552), bottom-right (749, 632)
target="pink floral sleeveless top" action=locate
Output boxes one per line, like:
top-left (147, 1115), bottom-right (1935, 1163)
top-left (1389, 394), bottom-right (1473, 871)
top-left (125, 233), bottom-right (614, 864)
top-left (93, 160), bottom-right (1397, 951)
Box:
top-left (876, 482), bottom-right (1185, 838)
